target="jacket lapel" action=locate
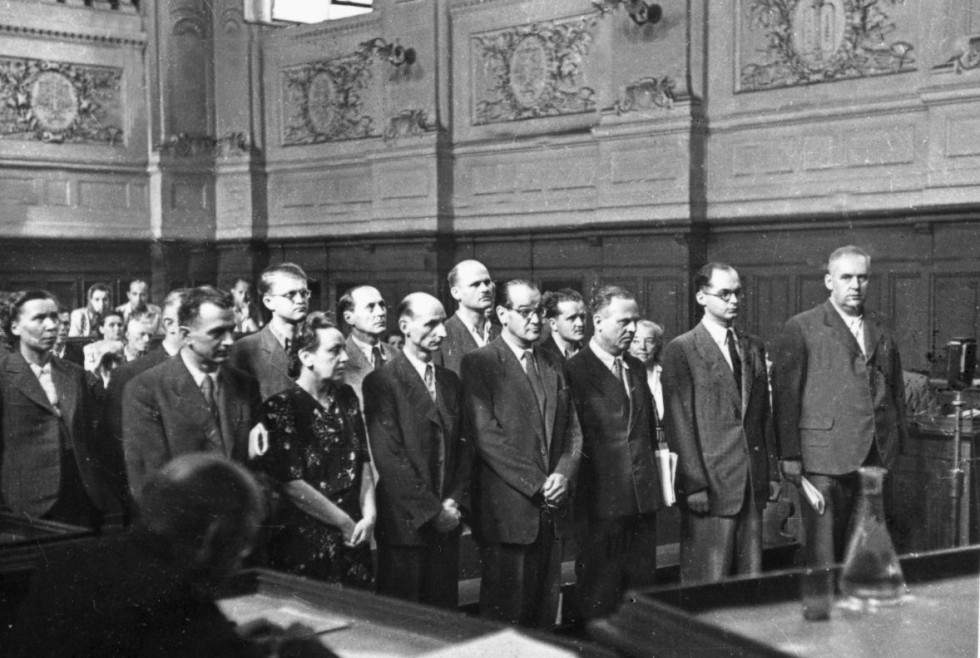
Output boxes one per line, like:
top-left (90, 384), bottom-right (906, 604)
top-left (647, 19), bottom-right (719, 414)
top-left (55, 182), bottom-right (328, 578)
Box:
top-left (534, 346), bottom-right (557, 449)
top-left (7, 353), bottom-right (58, 415)
top-left (345, 335), bottom-right (371, 377)
top-left (737, 335), bottom-right (754, 418)
top-left (821, 300), bottom-right (864, 359)
top-left (259, 326), bottom-right (290, 379)
top-left (692, 323), bottom-right (741, 407)
top-left (173, 359), bottom-right (225, 455)
top-left (392, 354), bottom-right (441, 427)
top-left (49, 358), bottom-right (76, 425)
top-left (494, 340), bottom-right (547, 454)
top-left (863, 313), bottom-right (885, 362)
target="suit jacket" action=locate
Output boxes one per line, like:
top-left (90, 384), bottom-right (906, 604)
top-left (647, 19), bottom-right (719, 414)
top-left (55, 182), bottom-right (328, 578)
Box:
top-left (661, 323), bottom-right (777, 516)
top-left (460, 337), bottom-right (582, 544)
top-left (566, 346), bottom-right (662, 520)
top-left (116, 302), bottom-right (162, 334)
top-left (434, 314), bottom-right (500, 374)
top-left (228, 325), bottom-right (293, 401)
top-left (122, 355), bottom-right (261, 496)
top-left (56, 341), bottom-right (86, 367)
top-left (342, 335), bottom-right (397, 408)
top-left (0, 352), bottom-right (114, 517)
top-left (68, 307), bottom-right (100, 338)
top-left (539, 334), bottom-right (580, 362)
top-left (363, 352), bottom-right (471, 547)
top-left (771, 299), bottom-right (908, 475)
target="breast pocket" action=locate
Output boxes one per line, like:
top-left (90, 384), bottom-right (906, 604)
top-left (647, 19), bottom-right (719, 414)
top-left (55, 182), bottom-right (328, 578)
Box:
top-left (799, 415), bottom-right (834, 446)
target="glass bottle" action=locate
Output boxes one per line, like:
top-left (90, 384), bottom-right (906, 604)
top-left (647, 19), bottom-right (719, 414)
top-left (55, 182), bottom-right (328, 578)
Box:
top-left (839, 466), bottom-right (908, 605)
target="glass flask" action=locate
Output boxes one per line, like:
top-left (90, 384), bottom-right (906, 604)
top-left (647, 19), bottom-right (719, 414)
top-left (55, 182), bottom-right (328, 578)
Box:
top-left (839, 466), bottom-right (908, 605)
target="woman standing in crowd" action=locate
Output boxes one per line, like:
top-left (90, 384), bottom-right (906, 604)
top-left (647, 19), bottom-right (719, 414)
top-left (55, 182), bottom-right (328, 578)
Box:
top-left (256, 311), bottom-right (376, 587)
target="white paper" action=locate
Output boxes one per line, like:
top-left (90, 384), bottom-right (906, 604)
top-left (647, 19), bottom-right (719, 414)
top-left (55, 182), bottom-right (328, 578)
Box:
top-left (800, 477), bottom-right (826, 515)
top-left (655, 448), bottom-right (677, 506)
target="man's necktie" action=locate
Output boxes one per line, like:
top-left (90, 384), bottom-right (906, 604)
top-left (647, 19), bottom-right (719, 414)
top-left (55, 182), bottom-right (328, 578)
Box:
top-left (727, 328), bottom-right (742, 395)
top-left (372, 346), bottom-right (385, 370)
top-left (283, 338), bottom-right (292, 357)
top-left (523, 350), bottom-right (546, 418)
top-left (424, 364), bottom-right (437, 403)
top-left (201, 375), bottom-right (219, 420)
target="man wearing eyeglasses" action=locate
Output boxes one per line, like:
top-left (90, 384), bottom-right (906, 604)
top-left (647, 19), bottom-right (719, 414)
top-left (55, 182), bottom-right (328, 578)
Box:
top-left (661, 263), bottom-right (778, 584)
top-left (771, 246), bottom-right (907, 568)
top-left (460, 280), bottom-right (582, 629)
top-left (229, 263), bottom-right (311, 402)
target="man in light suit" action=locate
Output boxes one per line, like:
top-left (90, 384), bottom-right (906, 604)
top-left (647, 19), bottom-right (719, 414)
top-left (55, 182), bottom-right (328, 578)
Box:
top-left (461, 280), bottom-right (582, 628)
top-left (565, 286), bottom-right (661, 620)
top-left (771, 245), bottom-right (907, 567)
top-left (68, 282), bottom-right (111, 338)
top-left (116, 279), bottom-right (162, 335)
top-left (662, 263), bottom-right (778, 583)
top-left (435, 260), bottom-right (499, 374)
top-left (229, 263), bottom-right (310, 402)
top-left (339, 285), bottom-right (397, 406)
top-left (123, 286), bottom-right (262, 497)
top-left (540, 288), bottom-right (586, 362)
top-left (363, 293), bottom-right (471, 610)
top-left (0, 291), bottom-right (116, 528)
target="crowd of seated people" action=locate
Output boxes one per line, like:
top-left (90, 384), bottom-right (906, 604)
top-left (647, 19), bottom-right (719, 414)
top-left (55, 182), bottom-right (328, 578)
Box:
top-left (0, 244), bottom-right (909, 647)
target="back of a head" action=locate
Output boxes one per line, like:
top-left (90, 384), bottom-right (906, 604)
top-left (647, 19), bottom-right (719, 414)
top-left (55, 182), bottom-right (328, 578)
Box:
top-left (137, 454), bottom-right (264, 572)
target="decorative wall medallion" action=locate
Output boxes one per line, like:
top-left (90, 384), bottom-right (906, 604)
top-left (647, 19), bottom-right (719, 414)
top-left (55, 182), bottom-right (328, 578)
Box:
top-left (739, 0), bottom-right (915, 92)
top-left (607, 76), bottom-right (677, 115)
top-left (0, 57), bottom-right (123, 145)
top-left (280, 51), bottom-right (377, 145)
top-left (472, 14), bottom-right (598, 125)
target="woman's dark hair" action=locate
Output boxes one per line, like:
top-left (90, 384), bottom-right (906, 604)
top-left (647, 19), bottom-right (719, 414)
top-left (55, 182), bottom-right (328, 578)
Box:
top-left (3, 290), bottom-right (59, 342)
top-left (288, 311), bottom-right (337, 379)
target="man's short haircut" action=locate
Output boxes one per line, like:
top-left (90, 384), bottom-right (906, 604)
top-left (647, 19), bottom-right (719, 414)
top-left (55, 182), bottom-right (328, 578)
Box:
top-left (177, 286), bottom-right (233, 328)
top-left (397, 295), bottom-right (415, 321)
top-left (289, 311), bottom-right (337, 378)
top-left (128, 279), bottom-right (148, 291)
top-left (257, 263), bottom-right (308, 297)
top-left (636, 319), bottom-right (665, 339)
top-left (87, 282), bottom-right (110, 300)
top-left (694, 262), bottom-right (737, 291)
top-left (233, 277), bottom-right (251, 288)
top-left (161, 288), bottom-right (191, 314)
top-left (827, 245), bottom-right (871, 271)
top-left (4, 290), bottom-right (59, 338)
top-left (496, 279), bottom-right (538, 309)
top-left (542, 289), bottom-right (584, 319)
top-left (447, 259), bottom-right (491, 289)
top-left (137, 453), bottom-right (264, 555)
top-left (100, 310), bottom-right (124, 327)
top-left (126, 313), bottom-right (151, 334)
top-left (590, 285), bottom-right (635, 316)
top-left (337, 285), bottom-right (372, 321)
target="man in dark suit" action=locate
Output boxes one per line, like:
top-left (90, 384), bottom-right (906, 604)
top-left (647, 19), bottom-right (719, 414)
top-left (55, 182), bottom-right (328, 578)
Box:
top-left (461, 280), bottom-right (582, 628)
top-left (566, 286), bottom-right (662, 619)
top-left (541, 288), bottom-right (586, 361)
top-left (363, 292), bottom-right (470, 609)
top-left (123, 286), bottom-right (262, 497)
top-left (101, 289), bottom-right (188, 517)
top-left (54, 310), bottom-right (85, 366)
top-left (435, 260), bottom-right (499, 374)
top-left (339, 284), bottom-right (397, 406)
top-left (662, 263), bottom-right (778, 583)
top-left (0, 291), bottom-right (116, 528)
top-left (771, 245), bottom-right (907, 567)
top-left (229, 263), bottom-right (310, 402)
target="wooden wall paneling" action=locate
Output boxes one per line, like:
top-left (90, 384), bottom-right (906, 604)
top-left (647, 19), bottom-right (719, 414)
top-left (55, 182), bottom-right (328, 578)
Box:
top-left (643, 274), bottom-right (683, 343)
top-left (932, 274), bottom-right (980, 349)
top-left (746, 272), bottom-right (791, 347)
top-left (891, 272), bottom-right (929, 371)
top-left (797, 274), bottom-right (828, 316)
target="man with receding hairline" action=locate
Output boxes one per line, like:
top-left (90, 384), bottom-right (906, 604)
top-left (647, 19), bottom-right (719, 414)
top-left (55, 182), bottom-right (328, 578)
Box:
top-left (772, 245), bottom-right (908, 568)
top-left (363, 292), bottom-right (470, 609)
top-left (339, 285), bottom-right (397, 406)
top-left (435, 260), bottom-right (499, 374)
top-left (117, 279), bottom-right (161, 335)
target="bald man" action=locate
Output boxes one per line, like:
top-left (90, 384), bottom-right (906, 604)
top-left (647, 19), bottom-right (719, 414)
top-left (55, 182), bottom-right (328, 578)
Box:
top-left (363, 293), bottom-right (470, 609)
top-left (434, 260), bottom-right (499, 374)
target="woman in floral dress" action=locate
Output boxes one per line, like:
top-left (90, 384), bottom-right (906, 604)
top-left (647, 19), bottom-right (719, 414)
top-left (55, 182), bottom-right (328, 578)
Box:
top-left (258, 312), bottom-right (376, 587)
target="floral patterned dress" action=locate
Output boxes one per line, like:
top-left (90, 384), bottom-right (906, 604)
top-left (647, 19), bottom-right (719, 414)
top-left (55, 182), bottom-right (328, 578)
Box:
top-left (259, 384), bottom-right (373, 588)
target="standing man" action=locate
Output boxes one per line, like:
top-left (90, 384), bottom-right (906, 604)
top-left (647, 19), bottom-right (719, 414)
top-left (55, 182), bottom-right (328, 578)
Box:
top-left (123, 286), bottom-right (262, 496)
top-left (69, 283), bottom-right (111, 338)
top-left (436, 260), bottom-right (498, 374)
top-left (461, 280), bottom-right (582, 628)
top-left (363, 293), bottom-right (470, 610)
top-left (338, 285), bottom-right (397, 406)
top-left (229, 263), bottom-right (310, 401)
top-left (565, 286), bottom-right (662, 620)
top-left (771, 246), bottom-right (907, 567)
top-left (0, 291), bottom-right (116, 528)
top-left (540, 289), bottom-right (586, 362)
top-left (231, 278), bottom-right (262, 335)
top-left (661, 263), bottom-right (778, 583)
top-left (116, 279), bottom-right (161, 334)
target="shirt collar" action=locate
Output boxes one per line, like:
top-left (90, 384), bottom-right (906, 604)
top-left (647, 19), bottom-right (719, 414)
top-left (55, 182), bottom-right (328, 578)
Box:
top-left (349, 333), bottom-right (377, 363)
top-left (500, 331), bottom-right (532, 362)
top-left (830, 299), bottom-right (863, 327)
top-left (268, 322), bottom-right (291, 350)
top-left (180, 349), bottom-right (218, 388)
top-left (403, 348), bottom-right (432, 382)
top-left (701, 317), bottom-right (735, 350)
top-left (551, 333), bottom-right (579, 357)
top-left (589, 338), bottom-right (629, 371)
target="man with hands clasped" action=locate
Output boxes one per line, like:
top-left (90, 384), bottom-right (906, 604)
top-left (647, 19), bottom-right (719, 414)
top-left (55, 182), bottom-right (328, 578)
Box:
top-left (363, 293), bottom-right (471, 609)
top-left (662, 263), bottom-right (779, 584)
top-left (461, 280), bottom-right (582, 628)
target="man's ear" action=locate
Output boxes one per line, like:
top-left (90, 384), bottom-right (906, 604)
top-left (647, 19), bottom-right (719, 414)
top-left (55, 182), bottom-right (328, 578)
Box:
top-left (824, 272), bottom-right (834, 292)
